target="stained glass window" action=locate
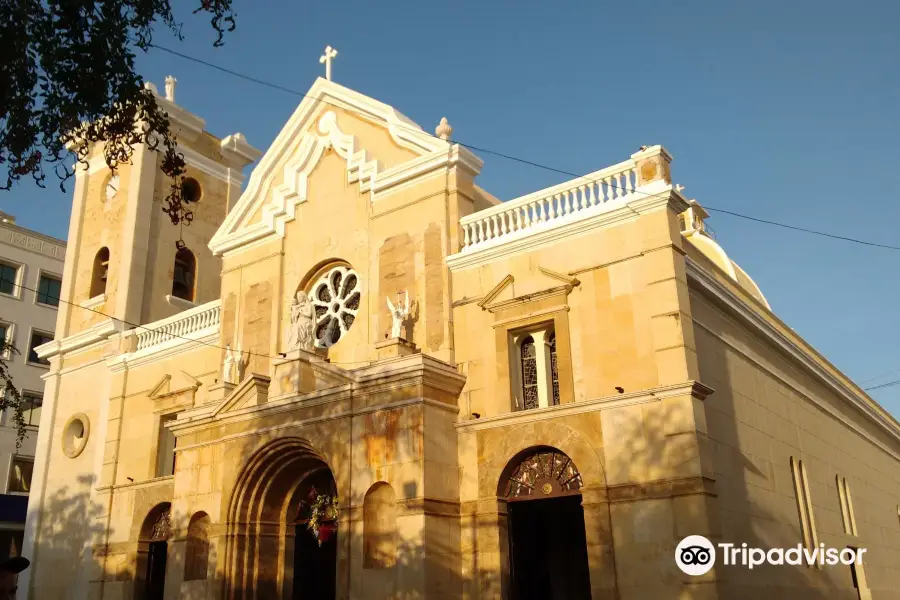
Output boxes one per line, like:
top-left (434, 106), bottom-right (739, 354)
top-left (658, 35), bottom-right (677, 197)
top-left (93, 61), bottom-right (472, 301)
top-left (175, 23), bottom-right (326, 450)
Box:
top-left (310, 265), bottom-right (361, 348)
top-left (502, 449), bottom-right (583, 499)
top-left (521, 336), bottom-right (538, 410)
top-left (549, 333), bottom-right (560, 406)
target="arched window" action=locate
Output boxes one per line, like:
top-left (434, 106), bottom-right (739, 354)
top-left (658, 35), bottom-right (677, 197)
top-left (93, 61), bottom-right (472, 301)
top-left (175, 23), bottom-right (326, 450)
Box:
top-left (363, 482), bottom-right (397, 569)
top-left (90, 247), bottom-right (110, 298)
top-left (549, 333), bottom-right (560, 406)
top-left (520, 336), bottom-right (538, 410)
top-left (172, 248), bottom-right (196, 301)
top-left (184, 511), bottom-right (210, 581)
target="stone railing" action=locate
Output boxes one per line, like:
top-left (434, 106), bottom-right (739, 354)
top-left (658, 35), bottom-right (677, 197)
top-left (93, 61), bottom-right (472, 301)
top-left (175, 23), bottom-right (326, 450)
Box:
top-left (459, 159), bottom-right (639, 252)
top-left (134, 300), bottom-right (221, 352)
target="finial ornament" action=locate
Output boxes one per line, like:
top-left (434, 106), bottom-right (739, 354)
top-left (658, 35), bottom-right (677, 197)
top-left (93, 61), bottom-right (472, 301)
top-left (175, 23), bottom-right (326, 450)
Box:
top-left (320, 46), bottom-right (338, 81)
top-left (164, 75), bottom-right (177, 102)
top-left (435, 117), bottom-right (452, 141)
top-left (386, 290), bottom-right (411, 339)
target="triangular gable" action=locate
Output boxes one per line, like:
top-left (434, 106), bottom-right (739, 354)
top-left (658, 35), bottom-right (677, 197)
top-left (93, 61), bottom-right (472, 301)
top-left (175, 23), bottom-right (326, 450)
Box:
top-left (149, 371), bottom-right (202, 400)
top-left (211, 374), bottom-right (271, 417)
top-left (209, 78), bottom-right (467, 256)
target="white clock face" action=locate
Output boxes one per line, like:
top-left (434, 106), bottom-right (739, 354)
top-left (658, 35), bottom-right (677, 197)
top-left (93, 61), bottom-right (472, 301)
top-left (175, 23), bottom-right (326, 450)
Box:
top-left (105, 174), bottom-right (119, 201)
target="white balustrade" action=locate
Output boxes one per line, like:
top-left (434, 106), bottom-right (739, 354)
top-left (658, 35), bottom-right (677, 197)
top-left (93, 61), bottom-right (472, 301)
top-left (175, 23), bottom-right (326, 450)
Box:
top-left (134, 300), bottom-right (221, 353)
top-left (459, 159), bottom-right (638, 252)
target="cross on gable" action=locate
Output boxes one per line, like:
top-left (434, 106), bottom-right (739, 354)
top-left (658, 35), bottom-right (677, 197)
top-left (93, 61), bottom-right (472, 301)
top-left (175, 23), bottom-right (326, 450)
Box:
top-left (319, 46), bottom-right (338, 81)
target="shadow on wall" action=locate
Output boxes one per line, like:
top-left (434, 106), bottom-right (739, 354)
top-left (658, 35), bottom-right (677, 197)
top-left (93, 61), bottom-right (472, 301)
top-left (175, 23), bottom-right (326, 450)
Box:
top-left (627, 328), bottom-right (849, 600)
top-left (27, 474), bottom-right (108, 598)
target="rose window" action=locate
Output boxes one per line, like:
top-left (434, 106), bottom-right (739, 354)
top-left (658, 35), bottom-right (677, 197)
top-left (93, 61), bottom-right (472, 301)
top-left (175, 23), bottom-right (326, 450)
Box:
top-left (310, 266), bottom-right (361, 348)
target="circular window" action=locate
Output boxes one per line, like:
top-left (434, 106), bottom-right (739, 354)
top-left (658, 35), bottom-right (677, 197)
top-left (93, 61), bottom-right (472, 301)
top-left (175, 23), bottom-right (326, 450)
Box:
top-left (61, 413), bottom-right (90, 458)
top-left (310, 266), bottom-right (361, 348)
top-left (181, 177), bottom-right (202, 203)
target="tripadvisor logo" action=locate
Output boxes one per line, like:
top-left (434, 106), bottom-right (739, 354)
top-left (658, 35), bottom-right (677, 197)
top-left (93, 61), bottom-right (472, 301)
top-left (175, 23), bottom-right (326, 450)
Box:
top-left (675, 535), bottom-right (867, 576)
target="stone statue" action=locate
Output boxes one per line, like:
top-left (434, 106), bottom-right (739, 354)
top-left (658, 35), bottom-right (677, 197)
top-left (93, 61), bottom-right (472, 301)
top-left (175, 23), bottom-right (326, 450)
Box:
top-left (386, 290), bottom-right (410, 339)
top-left (165, 75), bottom-right (177, 102)
top-left (287, 290), bottom-right (315, 351)
top-left (223, 344), bottom-right (235, 384)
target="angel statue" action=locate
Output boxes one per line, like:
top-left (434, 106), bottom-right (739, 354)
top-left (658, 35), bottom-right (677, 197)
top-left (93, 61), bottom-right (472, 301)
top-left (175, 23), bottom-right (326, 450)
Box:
top-left (287, 290), bottom-right (315, 351)
top-left (223, 344), bottom-right (236, 384)
top-left (386, 290), bottom-right (410, 339)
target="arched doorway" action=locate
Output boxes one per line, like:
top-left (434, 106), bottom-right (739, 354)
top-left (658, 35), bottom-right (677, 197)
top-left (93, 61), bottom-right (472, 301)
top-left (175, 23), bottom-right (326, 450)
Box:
top-left (135, 503), bottom-right (172, 600)
top-left (500, 447), bottom-right (591, 600)
top-left (224, 438), bottom-right (340, 600)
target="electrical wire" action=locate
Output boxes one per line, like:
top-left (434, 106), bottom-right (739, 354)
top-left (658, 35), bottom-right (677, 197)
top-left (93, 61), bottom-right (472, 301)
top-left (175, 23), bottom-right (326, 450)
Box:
top-left (149, 43), bottom-right (900, 252)
top-left (0, 276), bottom-right (376, 367)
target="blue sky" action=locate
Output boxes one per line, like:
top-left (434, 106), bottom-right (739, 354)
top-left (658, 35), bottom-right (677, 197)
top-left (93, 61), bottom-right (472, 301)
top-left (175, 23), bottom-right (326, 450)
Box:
top-left (3, 0), bottom-right (900, 416)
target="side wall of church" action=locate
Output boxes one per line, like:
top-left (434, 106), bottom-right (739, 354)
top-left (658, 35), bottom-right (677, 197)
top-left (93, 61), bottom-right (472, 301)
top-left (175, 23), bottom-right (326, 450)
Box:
top-left (691, 280), bottom-right (900, 599)
top-left (453, 201), bottom-right (717, 599)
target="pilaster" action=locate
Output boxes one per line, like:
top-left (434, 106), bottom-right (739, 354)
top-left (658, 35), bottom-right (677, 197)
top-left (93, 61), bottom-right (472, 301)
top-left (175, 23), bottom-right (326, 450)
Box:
top-left (115, 142), bottom-right (158, 325)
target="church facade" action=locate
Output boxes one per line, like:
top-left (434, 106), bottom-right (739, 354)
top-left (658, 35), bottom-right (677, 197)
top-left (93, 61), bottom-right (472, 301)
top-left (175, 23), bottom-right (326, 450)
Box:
top-left (20, 73), bottom-right (900, 600)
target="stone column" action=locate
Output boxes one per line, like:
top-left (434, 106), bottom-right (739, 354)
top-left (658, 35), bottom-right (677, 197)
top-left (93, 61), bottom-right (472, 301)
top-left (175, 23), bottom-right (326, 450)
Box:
top-left (580, 486), bottom-right (619, 600)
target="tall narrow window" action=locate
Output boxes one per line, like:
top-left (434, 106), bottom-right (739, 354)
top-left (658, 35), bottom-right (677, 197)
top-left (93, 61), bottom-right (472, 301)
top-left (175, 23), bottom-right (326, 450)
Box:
top-left (0, 262), bottom-right (18, 296)
top-left (37, 273), bottom-right (62, 307)
top-left (791, 457), bottom-right (819, 564)
top-left (20, 393), bottom-right (42, 426)
top-left (156, 414), bottom-right (178, 477)
top-left (364, 483), bottom-right (397, 569)
top-left (521, 336), bottom-right (538, 410)
top-left (184, 512), bottom-right (210, 581)
top-left (90, 248), bottom-right (110, 298)
top-left (549, 333), bottom-right (560, 406)
top-left (172, 248), bottom-right (196, 302)
top-left (27, 331), bottom-right (53, 366)
top-left (7, 457), bottom-right (33, 493)
top-left (848, 546), bottom-right (872, 600)
top-left (836, 476), bottom-right (858, 536)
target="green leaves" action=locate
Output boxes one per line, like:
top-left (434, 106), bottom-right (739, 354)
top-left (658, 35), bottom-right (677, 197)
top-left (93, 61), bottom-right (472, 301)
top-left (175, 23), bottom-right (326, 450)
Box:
top-left (0, 0), bottom-right (235, 225)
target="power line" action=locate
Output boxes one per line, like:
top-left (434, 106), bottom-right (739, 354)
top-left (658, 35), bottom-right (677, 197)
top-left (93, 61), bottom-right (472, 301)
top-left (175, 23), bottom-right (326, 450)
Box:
top-left (149, 43), bottom-right (900, 253)
top-left (865, 378), bottom-right (900, 392)
top-left (0, 277), bottom-right (375, 367)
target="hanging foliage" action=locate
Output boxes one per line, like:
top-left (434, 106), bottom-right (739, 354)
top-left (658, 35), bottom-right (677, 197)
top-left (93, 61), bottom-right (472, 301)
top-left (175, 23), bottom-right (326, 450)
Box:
top-left (297, 486), bottom-right (339, 546)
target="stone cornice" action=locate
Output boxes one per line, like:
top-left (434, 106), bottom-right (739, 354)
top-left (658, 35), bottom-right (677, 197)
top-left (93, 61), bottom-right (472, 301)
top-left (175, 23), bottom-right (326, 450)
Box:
top-left (685, 257), bottom-right (900, 446)
top-left (35, 318), bottom-right (124, 361)
top-left (455, 380), bottom-right (713, 432)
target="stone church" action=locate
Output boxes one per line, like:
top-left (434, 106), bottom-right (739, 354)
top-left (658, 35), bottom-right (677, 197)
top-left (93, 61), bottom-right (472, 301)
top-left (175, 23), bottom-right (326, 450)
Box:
top-left (20, 63), bottom-right (900, 599)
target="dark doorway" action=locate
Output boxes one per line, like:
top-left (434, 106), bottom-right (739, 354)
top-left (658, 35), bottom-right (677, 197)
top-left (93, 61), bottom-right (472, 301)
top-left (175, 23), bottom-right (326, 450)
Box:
top-left (290, 467), bottom-right (338, 600)
top-left (293, 524), bottom-right (337, 599)
top-left (145, 540), bottom-right (168, 600)
top-left (508, 495), bottom-right (591, 600)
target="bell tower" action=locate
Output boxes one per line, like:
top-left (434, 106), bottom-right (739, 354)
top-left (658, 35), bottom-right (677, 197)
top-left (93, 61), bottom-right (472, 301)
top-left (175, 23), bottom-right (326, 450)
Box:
top-left (55, 76), bottom-right (261, 340)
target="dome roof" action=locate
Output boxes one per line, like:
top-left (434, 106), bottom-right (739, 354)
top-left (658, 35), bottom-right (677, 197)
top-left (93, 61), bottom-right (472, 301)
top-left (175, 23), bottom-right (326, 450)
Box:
top-left (681, 206), bottom-right (770, 310)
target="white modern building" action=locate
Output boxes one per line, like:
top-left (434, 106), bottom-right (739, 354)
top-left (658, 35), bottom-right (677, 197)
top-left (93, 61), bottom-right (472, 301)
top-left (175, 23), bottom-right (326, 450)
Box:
top-left (0, 210), bottom-right (65, 560)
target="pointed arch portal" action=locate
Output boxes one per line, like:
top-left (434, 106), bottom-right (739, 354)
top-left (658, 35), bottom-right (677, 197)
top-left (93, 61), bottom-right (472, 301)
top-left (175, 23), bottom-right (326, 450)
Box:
top-left (500, 447), bottom-right (592, 600)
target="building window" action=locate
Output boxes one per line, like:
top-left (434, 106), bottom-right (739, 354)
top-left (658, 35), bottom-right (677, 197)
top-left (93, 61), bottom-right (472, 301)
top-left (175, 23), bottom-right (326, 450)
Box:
top-left (0, 262), bottom-right (18, 296)
top-left (172, 248), bottom-right (196, 301)
top-left (0, 322), bottom-right (11, 358)
top-left (182, 177), bottom-right (202, 203)
top-left (791, 457), bottom-right (820, 565)
top-left (836, 476), bottom-right (858, 536)
top-left (90, 247), bottom-right (110, 298)
top-left (521, 336), bottom-right (539, 410)
top-left (27, 331), bottom-right (53, 366)
top-left (7, 456), bottom-right (34, 494)
top-left (549, 333), bottom-right (560, 405)
top-left (184, 512), bottom-right (210, 581)
top-left (363, 482), bottom-right (397, 569)
top-left (156, 414), bottom-right (178, 477)
top-left (310, 265), bottom-right (361, 348)
top-left (36, 273), bottom-right (62, 307)
top-left (21, 393), bottom-right (42, 427)
top-left (512, 325), bottom-right (561, 411)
